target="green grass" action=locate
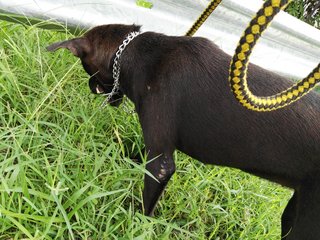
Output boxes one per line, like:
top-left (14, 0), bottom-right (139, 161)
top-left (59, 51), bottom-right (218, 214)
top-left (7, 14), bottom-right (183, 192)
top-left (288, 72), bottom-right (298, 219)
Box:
top-left (0, 20), bottom-right (293, 239)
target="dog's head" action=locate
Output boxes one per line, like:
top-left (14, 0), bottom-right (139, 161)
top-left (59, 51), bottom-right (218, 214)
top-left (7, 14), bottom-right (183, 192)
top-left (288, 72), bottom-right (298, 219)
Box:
top-left (47, 24), bottom-right (141, 106)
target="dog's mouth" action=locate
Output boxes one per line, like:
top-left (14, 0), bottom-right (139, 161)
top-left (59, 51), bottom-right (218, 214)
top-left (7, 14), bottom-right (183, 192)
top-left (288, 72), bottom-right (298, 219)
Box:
top-left (88, 77), bottom-right (123, 107)
top-left (89, 77), bottom-right (108, 95)
top-left (89, 78), bottom-right (123, 107)
top-left (95, 84), bottom-right (105, 94)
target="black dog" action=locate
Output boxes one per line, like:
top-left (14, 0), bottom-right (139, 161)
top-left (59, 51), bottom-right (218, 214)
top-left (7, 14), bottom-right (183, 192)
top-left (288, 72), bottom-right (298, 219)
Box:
top-left (47, 24), bottom-right (320, 239)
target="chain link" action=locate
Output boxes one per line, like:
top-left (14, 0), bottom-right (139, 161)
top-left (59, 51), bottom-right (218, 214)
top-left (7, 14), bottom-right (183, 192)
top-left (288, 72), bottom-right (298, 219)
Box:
top-left (101, 31), bottom-right (141, 108)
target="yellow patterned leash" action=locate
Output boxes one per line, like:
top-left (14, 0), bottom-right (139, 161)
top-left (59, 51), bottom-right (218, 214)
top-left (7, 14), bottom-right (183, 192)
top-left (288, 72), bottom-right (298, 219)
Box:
top-left (229, 0), bottom-right (320, 111)
top-left (186, 0), bottom-right (222, 36)
top-left (187, 0), bottom-right (320, 111)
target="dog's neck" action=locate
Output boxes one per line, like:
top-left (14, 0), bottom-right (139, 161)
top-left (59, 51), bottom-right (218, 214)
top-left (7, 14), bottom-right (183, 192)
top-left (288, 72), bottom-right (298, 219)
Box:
top-left (102, 31), bottom-right (140, 107)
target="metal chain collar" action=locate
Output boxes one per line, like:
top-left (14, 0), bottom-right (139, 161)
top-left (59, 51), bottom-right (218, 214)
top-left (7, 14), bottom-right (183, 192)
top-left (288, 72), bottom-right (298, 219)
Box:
top-left (101, 31), bottom-right (141, 108)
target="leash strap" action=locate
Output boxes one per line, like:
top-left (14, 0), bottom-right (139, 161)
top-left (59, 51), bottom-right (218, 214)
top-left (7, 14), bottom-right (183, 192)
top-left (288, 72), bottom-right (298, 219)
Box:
top-left (229, 0), bottom-right (320, 111)
top-left (188, 0), bottom-right (320, 111)
top-left (185, 0), bottom-right (222, 37)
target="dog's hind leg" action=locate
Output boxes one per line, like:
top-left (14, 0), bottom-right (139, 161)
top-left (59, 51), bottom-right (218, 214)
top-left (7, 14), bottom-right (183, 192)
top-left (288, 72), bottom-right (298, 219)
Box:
top-left (285, 177), bottom-right (320, 240)
top-left (281, 192), bottom-right (297, 239)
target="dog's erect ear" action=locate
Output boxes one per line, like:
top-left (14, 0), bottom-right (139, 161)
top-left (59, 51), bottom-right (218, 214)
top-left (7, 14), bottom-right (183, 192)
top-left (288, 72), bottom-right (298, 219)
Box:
top-left (46, 38), bottom-right (90, 58)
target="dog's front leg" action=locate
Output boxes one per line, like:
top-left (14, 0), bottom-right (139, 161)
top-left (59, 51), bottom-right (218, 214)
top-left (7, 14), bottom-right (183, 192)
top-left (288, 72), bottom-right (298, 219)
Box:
top-left (138, 97), bottom-right (176, 216)
top-left (143, 152), bottom-right (175, 216)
